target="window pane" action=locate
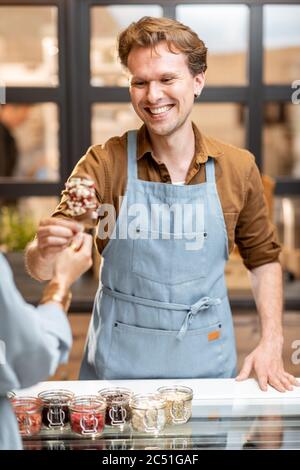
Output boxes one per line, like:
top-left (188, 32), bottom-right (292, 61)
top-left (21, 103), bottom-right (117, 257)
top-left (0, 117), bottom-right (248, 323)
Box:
top-left (0, 103), bottom-right (59, 181)
top-left (0, 197), bottom-right (58, 252)
top-left (0, 6), bottom-right (58, 87)
top-left (274, 196), bottom-right (300, 254)
top-left (92, 103), bottom-right (142, 144)
top-left (91, 5), bottom-right (163, 86)
top-left (263, 102), bottom-right (300, 178)
top-left (176, 5), bottom-right (249, 85)
top-left (191, 103), bottom-right (246, 149)
top-left (264, 5), bottom-right (300, 85)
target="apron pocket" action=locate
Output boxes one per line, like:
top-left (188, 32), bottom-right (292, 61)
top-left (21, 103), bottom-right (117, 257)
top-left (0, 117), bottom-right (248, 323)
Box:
top-left (104, 320), bottom-right (224, 379)
top-left (132, 230), bottom-right (207, 284)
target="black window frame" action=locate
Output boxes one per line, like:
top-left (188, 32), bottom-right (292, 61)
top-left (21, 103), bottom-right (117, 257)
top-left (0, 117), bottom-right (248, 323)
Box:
top-left (0, 0), bottom-right (69, 197)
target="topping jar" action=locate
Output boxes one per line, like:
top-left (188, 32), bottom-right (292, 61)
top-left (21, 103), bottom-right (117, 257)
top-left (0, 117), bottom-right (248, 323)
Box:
top-left (98, 387), bottom-right (132, 427)
top-left (157, 385), bottom-right (193, 424)
top-left (38, 389), bottom-right (74, 428)
top-left (11, 396), bottom-right (42, 436)
top-left (130, 394), bottom-right (167, 434)
top-left (69, 395), bottom-right (106, 437)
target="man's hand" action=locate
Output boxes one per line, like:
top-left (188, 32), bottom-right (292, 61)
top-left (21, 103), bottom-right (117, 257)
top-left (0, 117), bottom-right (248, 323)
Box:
top-left (36, 217), bottom-right (84, 260)
top-left (236, 339), bottom-right (300, 392)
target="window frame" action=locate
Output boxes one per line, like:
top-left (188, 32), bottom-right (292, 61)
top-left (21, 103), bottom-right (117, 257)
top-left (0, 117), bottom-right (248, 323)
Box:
top-left (0, 0), bottom-right (69, 196)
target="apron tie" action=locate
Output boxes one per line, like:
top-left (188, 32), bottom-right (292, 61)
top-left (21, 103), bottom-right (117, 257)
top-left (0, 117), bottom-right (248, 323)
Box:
top-left (177, 296), bottom-right (221, 341)
top-left (102, 286), bottom-right (222, 341)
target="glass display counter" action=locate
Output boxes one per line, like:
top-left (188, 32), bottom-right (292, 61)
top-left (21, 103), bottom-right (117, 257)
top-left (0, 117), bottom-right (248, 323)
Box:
top-left (15, 378), bottom-right (300, 450)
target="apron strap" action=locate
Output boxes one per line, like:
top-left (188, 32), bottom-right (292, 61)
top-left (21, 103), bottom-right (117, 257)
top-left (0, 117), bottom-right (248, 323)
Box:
top-left (102, 286), bottom-right (222, 340)
top-left (127, 130), bottom-right (138, 181)
top-left (205, 157), bottom-right (216, 184)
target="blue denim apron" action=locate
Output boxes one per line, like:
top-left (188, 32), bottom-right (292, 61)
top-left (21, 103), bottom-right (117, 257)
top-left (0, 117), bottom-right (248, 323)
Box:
top-left (80, 130), bottom-right (237, 379)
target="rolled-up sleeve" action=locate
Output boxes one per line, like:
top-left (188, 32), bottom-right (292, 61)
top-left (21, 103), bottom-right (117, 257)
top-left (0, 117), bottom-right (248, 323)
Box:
top-left (235, 158), bottom-right (281, 270)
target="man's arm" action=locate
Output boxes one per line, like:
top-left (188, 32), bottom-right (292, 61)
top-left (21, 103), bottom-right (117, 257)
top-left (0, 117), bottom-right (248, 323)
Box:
top-left (26, 146), bottom-right (105, 281)
top-left (236, 261), bottom-right (299, 391)
top-left (25, 218), bottom-right (83, 281)
top-left (233, 155), bottom-right (298, 391)
top-left (251, 261), bottom-right (283, 344)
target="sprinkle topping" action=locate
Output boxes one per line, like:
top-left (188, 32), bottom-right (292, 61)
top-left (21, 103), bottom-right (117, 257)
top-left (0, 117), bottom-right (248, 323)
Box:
top-left (65, 177), bottom-right (99, 218)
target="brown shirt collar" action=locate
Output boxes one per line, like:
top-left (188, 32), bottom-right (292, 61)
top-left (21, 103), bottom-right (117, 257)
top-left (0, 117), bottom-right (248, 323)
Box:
top-left (137, 122), bottom-right (224, 164)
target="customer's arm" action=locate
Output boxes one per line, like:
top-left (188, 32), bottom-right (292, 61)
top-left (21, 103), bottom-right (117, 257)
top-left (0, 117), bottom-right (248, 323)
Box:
top-left (0, 254), bottom-right (69, 392)
top-left (0, 234), bottom-right (92, 393)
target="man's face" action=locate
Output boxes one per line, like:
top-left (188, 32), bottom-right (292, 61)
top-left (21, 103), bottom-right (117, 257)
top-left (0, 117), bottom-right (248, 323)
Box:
top-left (127, 42), bottom-right (205, 137)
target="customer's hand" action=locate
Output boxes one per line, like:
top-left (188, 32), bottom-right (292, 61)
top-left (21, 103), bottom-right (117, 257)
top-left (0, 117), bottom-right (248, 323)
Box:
top-left (52, 233), bottom-right (93, 289)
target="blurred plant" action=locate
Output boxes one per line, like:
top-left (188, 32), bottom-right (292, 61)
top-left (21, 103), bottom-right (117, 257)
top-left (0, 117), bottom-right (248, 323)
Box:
top-left (0, 206), bottom-right (36, 252)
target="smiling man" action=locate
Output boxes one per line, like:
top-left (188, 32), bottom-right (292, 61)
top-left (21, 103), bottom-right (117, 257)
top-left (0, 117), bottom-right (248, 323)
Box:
top-left (26, 17), bottom-right (298, 392)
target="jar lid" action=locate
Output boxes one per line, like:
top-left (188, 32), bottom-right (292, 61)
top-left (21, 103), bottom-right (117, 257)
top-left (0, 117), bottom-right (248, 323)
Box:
top-left (11, 396), bottom-right (42, 413)
top-left (130, 393), bottom-right (166, 410)
top-left (98, 387), bottom-right (132, 403)
top-left (157, 385), bottom-right (193, 401)
top-left (38, 389), bottom-right (75, 404)
top-left (69, 395), bottom-right (106, 413)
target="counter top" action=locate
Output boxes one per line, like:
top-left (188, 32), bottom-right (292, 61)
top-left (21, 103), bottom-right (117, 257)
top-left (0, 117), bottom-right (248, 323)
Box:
top-left (16, 377), bottom-right (300, 401)
top-left (16, 379), bottom-right (300, 450)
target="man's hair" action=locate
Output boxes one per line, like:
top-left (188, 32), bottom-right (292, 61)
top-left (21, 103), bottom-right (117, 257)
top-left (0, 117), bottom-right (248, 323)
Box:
top-left (118, 16), bottom-right (207, 76)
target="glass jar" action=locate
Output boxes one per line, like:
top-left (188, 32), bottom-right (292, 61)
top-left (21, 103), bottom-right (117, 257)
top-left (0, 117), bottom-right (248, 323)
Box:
top-left (157, 386), bottom-right (193, 424)
top-left (98, 387), bottom-right (132, 427)
top-left (69, 395), bottom-right (106, 437)
top-left (131, 394), bottom-right (167, 434)
top-left (38, 389), bottom-right (74, 428)
top-left (11, 396), bottom-right (42, 436)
